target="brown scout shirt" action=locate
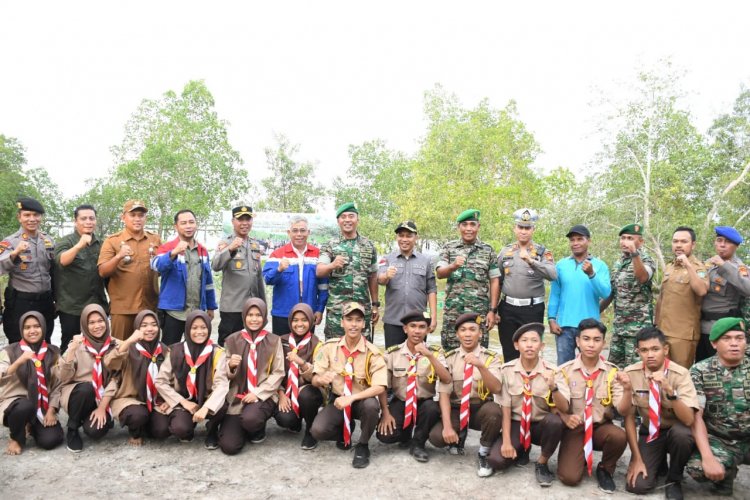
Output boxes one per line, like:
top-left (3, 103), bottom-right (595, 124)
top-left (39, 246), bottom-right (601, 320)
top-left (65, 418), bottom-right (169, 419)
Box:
top-left (437, 345), bottom-right (502, 404)
top-left (56, 339), bottom-right (119, 411)
top-left (624, 360), bottom-right (699, 428)
top-left (500, 357), bottom-right (571, 422)
top-left (154, 349), bottom-right (229, 416)
top-left (98, 229), bottom-right (161, 315)
top-left (280, 333), bottom-right (320, 386)
top-left (655, 255), bottom-right (709, 342)
top-left (385, 342), bottom-right (447, 401)
top-left (313, 336), bottom-right (387, 396)
top-left (104, 344), bottom-right (169, 418)
top-left (558, 356), bottom-right (623, 425)
top-left (0, 348), bottom-right (62, 416)
top-left (224, 331), bottom-right (285, 414)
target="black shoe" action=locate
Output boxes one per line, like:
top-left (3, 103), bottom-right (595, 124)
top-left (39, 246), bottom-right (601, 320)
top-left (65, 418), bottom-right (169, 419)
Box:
top-left (477, 453), bottom-right (493, 477)
top-left (596, 465), bottom-right (616, 493)
top-left (66, 429), bottom-right (83, 453)
top-left (249, 430), bottom-right (266, 444)
top-left (516, 449), bottom-right (530, 467)
top-left (664, 481), bottom-right (683, 500)
top-left (204, 433), bottom-right (219, 450)
top-left (447, 444), bottom-right (465, 455)
top-left (336, 440), bottom-right (351, 451)
top-left (301, 432), bottom-right (318, 450)
top-left (352, 443), bottom-right (370, 468)
top-left (410, 443), bottom-right (429, 463)
top-left (535, 462), bottom-right (554, 487)
top-left (398, 439), bottom-right (412, 449)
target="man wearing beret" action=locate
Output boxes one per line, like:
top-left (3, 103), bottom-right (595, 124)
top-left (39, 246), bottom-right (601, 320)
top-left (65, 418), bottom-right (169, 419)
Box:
top-left (436, 209), bottom-right (500, 351)
top-left (0, 197), bottom-right (56, 343)
top-left (212, 204), bottom-right (266, 346)
top-left (696, 226), bottom-right (750, 363)
top-left (317, 202), bottom-right (379, 340)
top-left (600, 223), bottom-right (656, 368)
top-left (687, 318), bottom-right (750, 496)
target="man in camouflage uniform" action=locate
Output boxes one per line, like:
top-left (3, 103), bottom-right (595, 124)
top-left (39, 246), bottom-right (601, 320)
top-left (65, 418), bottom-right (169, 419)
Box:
top-left (687, 317), bottom-right (750, 496)
top-left (601, 223), bottom-right (656, 368)
top-left (436, 209), bottom-right (500, 350)
top-left (317, 202), bottom-right (378, 340)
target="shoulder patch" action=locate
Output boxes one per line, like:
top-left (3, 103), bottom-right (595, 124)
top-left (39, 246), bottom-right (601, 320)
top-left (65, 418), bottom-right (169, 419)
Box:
top-left (429, 344), bottom-right (442, 352)
top-left (444, 348), bottom-right (458, 358)
top-left (740, 265), bottom-right (748, 277)
top-left (386, 345), bottom-right (401, 353)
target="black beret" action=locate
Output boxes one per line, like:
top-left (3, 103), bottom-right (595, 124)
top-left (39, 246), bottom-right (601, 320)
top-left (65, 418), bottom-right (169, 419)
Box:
top-left (455, 312), bottom-right (483, 329)
top-left (16, 197), bottom-right (45, 214)
top-left (400, 310), bottom-right (430, 325)
top-left (512, 322), bottom-right (545, 342)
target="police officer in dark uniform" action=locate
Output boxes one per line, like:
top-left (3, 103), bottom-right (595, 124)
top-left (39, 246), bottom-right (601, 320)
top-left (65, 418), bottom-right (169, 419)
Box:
top-left (0, 197), bottom-right (56, 343)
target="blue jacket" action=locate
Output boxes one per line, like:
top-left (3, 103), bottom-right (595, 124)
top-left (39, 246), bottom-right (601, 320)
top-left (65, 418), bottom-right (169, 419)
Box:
top-left (151, 238), bottom-right (218, 312)
top-left (548, 255), bottom-right (611, 328)
top-left (262, 243), bottom-right (328, 318)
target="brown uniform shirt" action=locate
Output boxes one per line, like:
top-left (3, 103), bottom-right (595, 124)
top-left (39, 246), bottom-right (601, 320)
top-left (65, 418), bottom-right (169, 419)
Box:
top-left (0, 347), bottom-right (62, 416)
top-left (500, 357), bottom-right (570, 422)
top-left (98, 229), bottom-right (161, 315)
top-left (224, 331), bottom-right (285, 414)
top-left (154, 349), bottom-right (229, 415)
top-left (313, 336), bottom-right (387, 396)
top-left (385, 342), bottom-right (446, 401)
top-left (624, 360), bottom-right (699, 428)
top-left (104, 344), bottom-right (169, 418)
top-left (56, 339), bottom-right (119, 411)
top-left (437, 345), bottom-right (501, 404)
top-left (655, 255), bottom-right (708, 341)
top-left (558, 356), bottom-right (623, 425)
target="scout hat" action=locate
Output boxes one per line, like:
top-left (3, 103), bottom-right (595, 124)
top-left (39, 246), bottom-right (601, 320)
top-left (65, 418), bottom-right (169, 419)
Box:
top-left (455, 312), bottom-right (483, 329)
top-left (232, 205), bottom-right (254, 219)
top-left (566, 224), bottom-right (591, 238)
top-left (400, 310), bottom-right (430, 325)
top-left (619, 223), bottom-right (643, 236)
top-left (709, 317), bottom-right (746, 342)
top-left (395, 220), bottom-right (418, 233)
top-left (513, 208), bottom-right (539, 227)
top-left (512, 322), bottom-right (545, 342)
top-left (715, 226), bottom-right (743, 246)
top-left (16, 196), bottom-right (45, 214)
top-left (342, 302), bottom-right (366, 317)
top-left (123, 199), bottom-right (148, 213)
top-left (456, 209), bottom-right (480, 223)
top-left (336, 202), bottom-right (358, 218)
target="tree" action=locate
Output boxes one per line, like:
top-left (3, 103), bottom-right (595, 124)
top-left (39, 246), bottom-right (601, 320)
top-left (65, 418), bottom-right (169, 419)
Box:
top-left (257, 134), bottom-right (325, 212)
top-left (25, 167), bottom-right (66, 235)
top-left (0, 135), bottom-right (28, 236)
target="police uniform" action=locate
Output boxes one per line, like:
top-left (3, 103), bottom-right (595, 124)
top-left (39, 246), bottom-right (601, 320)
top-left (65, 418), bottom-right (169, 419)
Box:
top-left (437, 209), bottom-right (500, 350)
top-left (497, 209), bottom-right (556, 361)
top-left (608, 223), bottom-right (656, 368)
top-left (212, 206), bottom-right (266, 345)
top-left (0, 198), bottom-right (56, 344)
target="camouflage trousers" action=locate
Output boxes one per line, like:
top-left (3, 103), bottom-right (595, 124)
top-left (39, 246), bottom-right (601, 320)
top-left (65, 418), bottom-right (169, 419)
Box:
top-left (608, 320), bottom-right (648, 368)
top-left (323, 305), bottom-right (372, 340)
top-left (686, 434), bottom-right (750, 489)
top-left (441, 306), bottom-right (490, 351)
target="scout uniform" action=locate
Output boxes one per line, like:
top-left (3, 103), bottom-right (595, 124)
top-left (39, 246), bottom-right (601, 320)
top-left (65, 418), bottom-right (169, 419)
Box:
top-left (0, 197), bottom-right (56, 344)
top-left (497, 208), bottom-right (556, 362)
top-left (212, 205), bottom-right (267, 345)
top-left (623, 358), bottom-right (700, 494)
top-left (687, 317), bottom-right (750, 495)
top-left (97, 200), bottom-right (161, 341)
top-left (437, 209), bottom-right (500, 350)
top-left (608, 223), bottom-right (656, 367)
top-left (655, 253), bottom-right (709, 368)
top-left (319, 203), bottom-right (378, 340)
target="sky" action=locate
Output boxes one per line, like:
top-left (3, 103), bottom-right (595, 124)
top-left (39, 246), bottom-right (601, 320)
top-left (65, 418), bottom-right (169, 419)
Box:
top-left (1, 1), bottom-right (749, 203)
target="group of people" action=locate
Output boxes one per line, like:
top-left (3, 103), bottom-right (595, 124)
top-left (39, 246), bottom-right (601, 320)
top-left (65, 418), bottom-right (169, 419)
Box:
top-left (0, 197), bottom-right (749, 499)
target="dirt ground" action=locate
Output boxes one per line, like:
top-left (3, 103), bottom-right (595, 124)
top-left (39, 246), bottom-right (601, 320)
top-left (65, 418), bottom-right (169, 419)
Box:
top-left (1, 322), bottom-right (748, 499)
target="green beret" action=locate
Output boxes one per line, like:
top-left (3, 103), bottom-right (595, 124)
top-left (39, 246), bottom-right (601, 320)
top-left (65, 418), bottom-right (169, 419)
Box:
top-left (709, 317), bottom-right (746, 342)
top-left (619, 223), bottom-right (643, 236)
top-left (456, 209), bottom-right (480, 223)
top-left (512, 322), bottom-right (545, 342)
top-left (336, 202), bottom-right (358, 218)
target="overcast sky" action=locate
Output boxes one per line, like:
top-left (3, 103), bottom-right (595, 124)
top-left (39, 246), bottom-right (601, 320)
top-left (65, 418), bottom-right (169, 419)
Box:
top-left (1, 1), bottom-right (748, 203)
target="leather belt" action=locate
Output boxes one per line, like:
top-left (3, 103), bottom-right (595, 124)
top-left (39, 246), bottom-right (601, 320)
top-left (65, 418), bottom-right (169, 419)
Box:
top-left (502, 295), bottom-right (544, 307)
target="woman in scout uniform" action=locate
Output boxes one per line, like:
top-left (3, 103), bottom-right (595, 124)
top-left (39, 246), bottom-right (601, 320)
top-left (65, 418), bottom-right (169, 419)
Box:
top-left (376, 309), bottom-right (450, 462)
top-left (58, 304), bottom-right (119, 452)
top-left (155, 310), bottom-right (229, 449)
top-left (1, 312), bottom-right (64, 455)
top-left (310, 301), bottom-right (387, 469)
top-left (428, 312), bottom-right (503, 478)
top-left (218, 298), bottom-right (284, 455)
top-left (273, 303), bottom-right (324, 450)
top-left (555, 318), bottom-right (630, 493)
top-left (487, 322), bottom-right (568, 487)
top-left (104, 310), bottom-right (170, 445)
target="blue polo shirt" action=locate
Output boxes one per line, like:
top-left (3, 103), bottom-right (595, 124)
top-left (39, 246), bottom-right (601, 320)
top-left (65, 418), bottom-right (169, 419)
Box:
top-left (548, 256), bottom-right (611, 328)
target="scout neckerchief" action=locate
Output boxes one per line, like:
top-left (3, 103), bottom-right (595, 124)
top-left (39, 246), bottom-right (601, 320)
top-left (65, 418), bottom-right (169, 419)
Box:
top-left (403, 350), bottom-right (422, 429)
top-left (341, 345), bottom-right (360, 446)
top-left (580, 357), bottom-right (603, 476)
top-left (240, 330), bottom-right (268, 398)
top-left (459, 356), bottom-right (474, 431)
top-left (184, 341), bottom-right (213, 400)
top-left (135, 343), bottom-right (163, 411)
top-left (285, 332), bottom-right (312, 416)
top-left (83, 336), bottom-right (112, 415)
top-left (520, 371), bottom-right (538, 451)
top-left (647, 358), bottom-right (670, 443)
top-left (19, 340), bottom-right (48, 423)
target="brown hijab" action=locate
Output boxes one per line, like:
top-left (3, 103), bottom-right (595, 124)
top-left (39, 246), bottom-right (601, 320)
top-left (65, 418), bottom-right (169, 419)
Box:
top-left (170, 310), bottom-right (215, 405)
top-left (242, 297), bottom-right (268, 334)
top-left (80, 303), bottom-right (112, 351)
top-left (226, 298), bottom-right (276, 395)
top-left (129, 310), bottom-right (167, 404)
top-left (281, 303), bottom-right (319, 381)
top-left (5, 311), bottom-right (59, 399)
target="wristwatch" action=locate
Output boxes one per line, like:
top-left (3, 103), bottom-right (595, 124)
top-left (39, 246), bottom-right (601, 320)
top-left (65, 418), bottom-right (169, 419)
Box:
top-left (666, 391), bottom-right (678, 401)
top-left (371, 301), bottom-right (381, 307)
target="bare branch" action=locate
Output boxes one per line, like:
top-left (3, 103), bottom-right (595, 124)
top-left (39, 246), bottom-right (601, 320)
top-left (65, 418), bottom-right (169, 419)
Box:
top-left (704, 160), bottom-right (750, 232)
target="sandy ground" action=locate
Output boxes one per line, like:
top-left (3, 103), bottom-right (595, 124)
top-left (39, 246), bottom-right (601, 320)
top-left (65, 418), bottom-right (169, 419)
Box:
top-left (1, 321), bottom-right (748, 499)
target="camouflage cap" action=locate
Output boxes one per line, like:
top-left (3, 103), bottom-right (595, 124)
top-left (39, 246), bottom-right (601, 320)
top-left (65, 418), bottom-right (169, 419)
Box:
top-left (395, 220), bottom-right (418, 234)
top-left (336, 202), bottom-right (358, 218)
top-left (619, 223), bottom-right (643, 236)
top-left (512, 322), bottom-right (545, 342)
top-left (709, 317), bottom-right (746, 342)
top-left (342, 301), bottom-right (366, 317)
top-left (123, 199), bottom-right (148, 213)
top-left (456, 209), bottom-right (480, 223)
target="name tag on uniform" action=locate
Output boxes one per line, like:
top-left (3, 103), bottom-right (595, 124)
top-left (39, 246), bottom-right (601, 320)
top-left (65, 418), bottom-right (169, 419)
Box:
top-left (394, 367), bottom-right (406, 372)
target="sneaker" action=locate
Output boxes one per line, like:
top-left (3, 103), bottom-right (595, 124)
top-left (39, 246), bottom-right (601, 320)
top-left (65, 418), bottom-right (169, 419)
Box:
top-left (515, 449), bottom-right (530, 467)
top-left (336, 440), bottom-right (351, 451)
top-left (410, 443), bottom-right (429, 463)
top-left (249, 431), bottom-right (266, 444)
top-left (477, 453), bottom-right (494, 477)
top-left (204, 433), bottom-right (219, 450)
top-left (535, 462), bottom-right (554, 487)
top-left (66, 429), bottom-right (83, 453)
top-left (301, 432), bottom-right (318, 450)
top-left (352, 443), bottom-right (370, 468)
top-left (665, 481), bottom-right (683, 500)
top-left (447, 444), bottom-right (465, 456)
top-left (179, 437), bottom-right (194, 443)
top-left (595, 465), bottom-right (616, 494)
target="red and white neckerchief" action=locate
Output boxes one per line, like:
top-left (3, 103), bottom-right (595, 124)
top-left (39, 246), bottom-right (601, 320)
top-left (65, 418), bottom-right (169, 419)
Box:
top-left (135, 343), bottom-right (163, 412)
top-left (19, 340), bottom-right (49, 423)
top-left (581, 360), bottom-right (602, 476)
top-left (183, 341), bottom-right (213, 400)
top-left (83, 337), bottom-right (111, 414)
top-left (241, 330), bottom-right (268, 398)
top-left (285, 332), bottom-right (312, 416)
top-left (341, 345), bottom-right (360, 446)
top-left (403, 351), bottom-right (422, 429)
top-left (647, 358), bottom-right (670, 443)
top-left (459, 357), bottom-right (474, 431)
top-left (519, 372), bottom-right (538, 451)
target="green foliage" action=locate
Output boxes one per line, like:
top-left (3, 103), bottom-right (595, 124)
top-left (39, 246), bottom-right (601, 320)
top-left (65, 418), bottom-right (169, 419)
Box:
top-left (0, 135), bottom-right (27, 236)
top-left (24, 168), bottom-right (66, 236)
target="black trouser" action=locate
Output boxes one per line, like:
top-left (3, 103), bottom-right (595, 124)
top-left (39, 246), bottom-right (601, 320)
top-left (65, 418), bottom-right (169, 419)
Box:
top-left (376, 397), bottom-right (440, 446)
top-left (58, 311), bottom-right (81, 354)
top-left (160, 313), bottom-right (186, 346)
top-left (695, 334), bottom-right (717, 364)
top-left (167, 403), bottom-right (227, 441)
top-left (310, 397), bottom-right (380, 445)
top-left (66, 383), bottom-right (112, 439)
top-left (3, 288), bottom-right (55, 344)
top-left (272, 315), bottom-right (291, 336)
top-left (3, 398), bottom-right (64, 449)
top-left (498, 301), bottom-right (545, 362)
top-left (218, 399), bottom-right (277, 455)
top-left (384, 323), bottom-right (407, 349)
top-left (218, 311), bottom-right (243, 346)
top-left (118, 404), bottom-right (171, 439)
top-left (274, 384), bottom-right (324, 432)
top-left (487, 413), bottom-right (565, 469)
top-left (626, 422), bottom-right (695, 494)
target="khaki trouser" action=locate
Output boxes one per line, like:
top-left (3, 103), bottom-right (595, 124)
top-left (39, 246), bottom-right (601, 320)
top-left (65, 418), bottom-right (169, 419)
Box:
top-left (665, 337), bottom-right (697, 368)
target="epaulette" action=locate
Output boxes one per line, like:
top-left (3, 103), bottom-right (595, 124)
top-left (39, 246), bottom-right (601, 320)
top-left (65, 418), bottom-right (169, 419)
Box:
top-left (146, 230), bottom-right (158, 236)
top-left (624, 362), bottom-right (643, 372)
top-left (386, 345), bottom-right (401, 353)
top-left (324, 338), bottom-right (339, 344)
top-left (105, 230), bottom-right (124, 239)
top-left (429, 344), bottom-right (442, 352)
top-left (366, 342), bottom-right (382, 355)
top-left (484, 349), bottom-right (497, 357)
top-left (445, 348), bottom-right (458, 358)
